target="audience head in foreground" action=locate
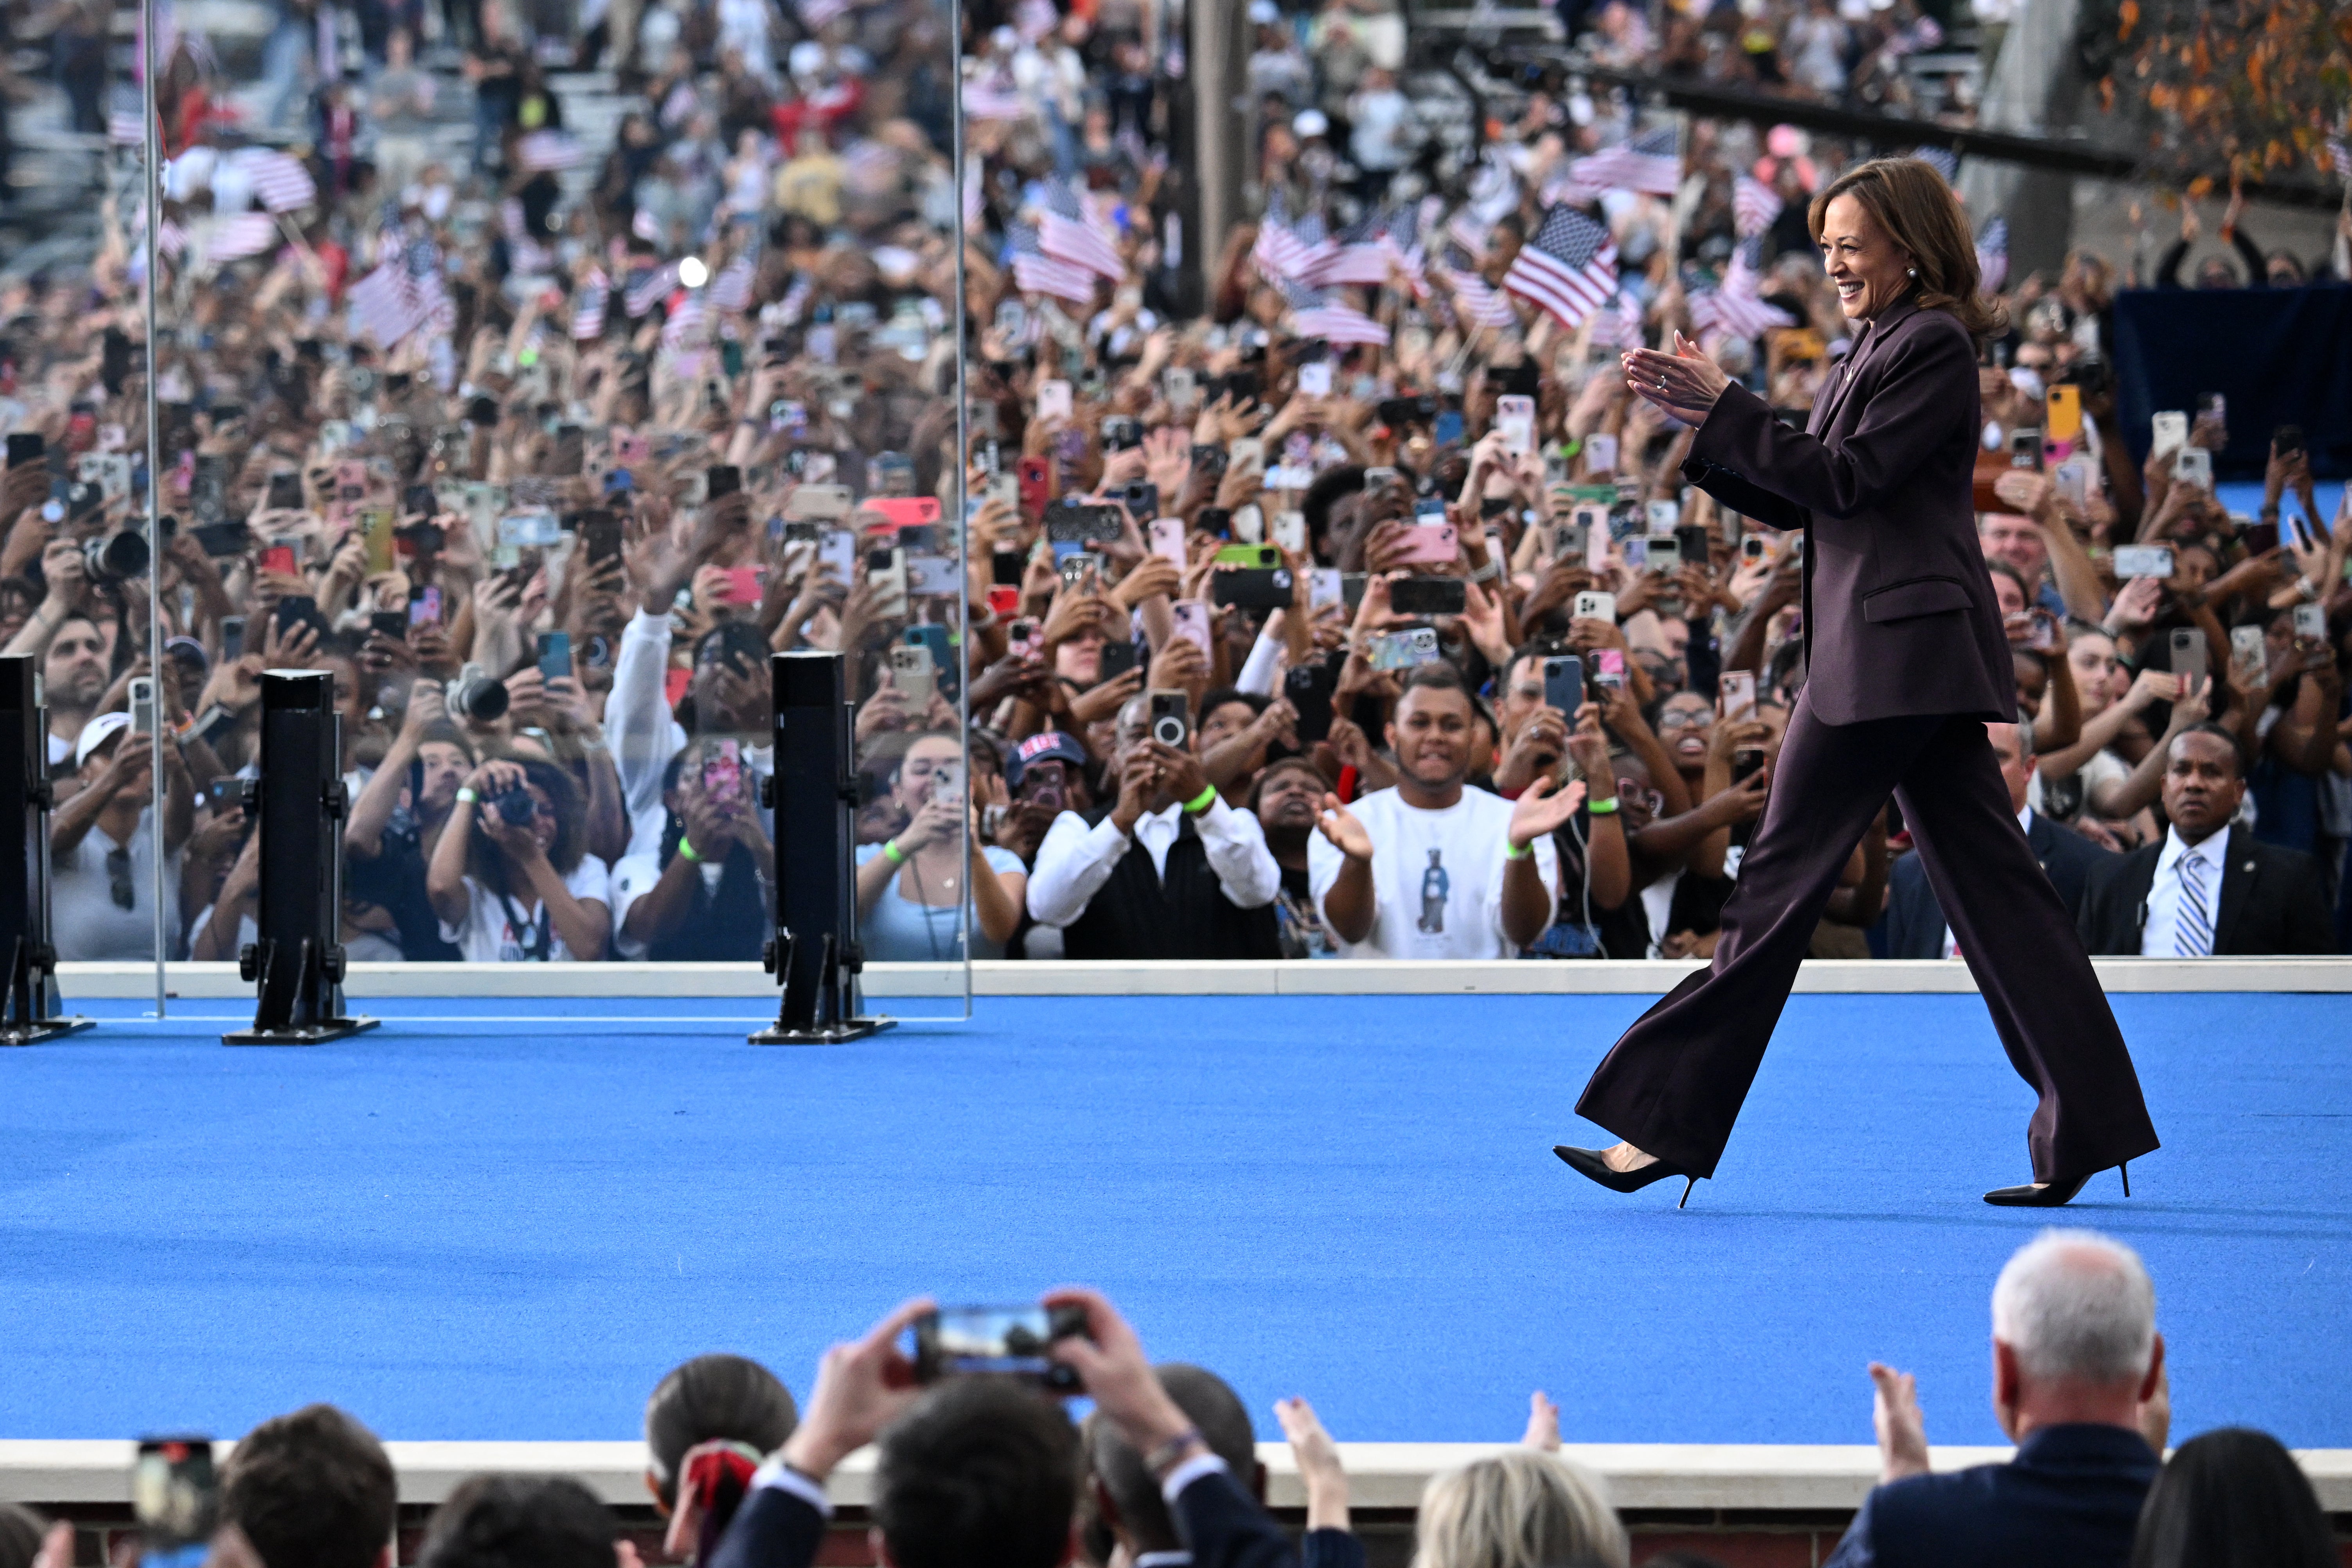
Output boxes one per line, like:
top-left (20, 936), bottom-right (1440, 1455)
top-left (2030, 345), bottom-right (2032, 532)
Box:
top-left (219, 1403), bottom-right (398, 1568)
top-left (1088, 1363), bottom-right (1261, 1560)
top-left (1414, 1448), bottom-right (1630, 1568)
top-left (2130, 1426), bottom-right (2336, 1568)
top-left (417, 1475), bottom-right (636, 1568)
top-left (1990, 1227), bottom-right (2165, 1439)
top-left (873, 1376), bottom-right (1081, 1568)
top-left (643, 1353), bottom-right (799, 1562)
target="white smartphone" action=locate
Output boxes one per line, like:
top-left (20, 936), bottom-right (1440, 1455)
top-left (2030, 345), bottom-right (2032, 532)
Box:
top-left (888, 644), bottom-right (936, 707)
top-left (1309, 566), bottom-right (1343, 609)
top-left (129, 676), bottom-right (156, 739)
top-left (1231, 503), bottom-right (1265, 543)
top-left (1037, 380), bottom-right (1073, 422)
top-left (867, 545), bottom-right (910, 617)
top-left (1496, 394), bottom-right (1536, 455)
top-left (1584, 432), bottom-right (1619, 475)
top-left (2172, 447), bottom-right (2212, 490)
top-left (1171, 598), bottom-right (1213, 655)
top-left (1647, 535), bottom-right (1683, 574)
top-left (1645, 499), bottom-right (1681, 531)
top-left (2229, 625), bottom-right (2267, 683)
top-left (1230, 437), bottom-right (1265, 471)
top-left (787, 483), bottom-right (853, 520)
top-left (1272, 511), bottom-right (1307, 553)
top-left (2151, 411), bottom-right (2188, 460)
top-left (2112, 544), bottom-right (2174, 580)
top-left (2293, 602), bottom-right (2327, 640)
top-left (1719, 669), bottom-right (1757, 722)
top-left (1573, 590), bottom-right (1617, 622)
top-left (1297, 362), bottom-right (1333, 398)
top-left (1149, 517), bottom-right (1188, 568)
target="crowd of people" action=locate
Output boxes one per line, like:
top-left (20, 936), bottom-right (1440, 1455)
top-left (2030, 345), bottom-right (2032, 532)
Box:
top-left (0, 1228), bottom-right (2338, 1568)
top-left (0, 0), bottom-right (2347, 970)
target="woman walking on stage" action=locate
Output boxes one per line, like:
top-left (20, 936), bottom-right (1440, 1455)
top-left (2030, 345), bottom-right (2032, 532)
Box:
top-left (1555, 157), bottom-right (2158, 1208)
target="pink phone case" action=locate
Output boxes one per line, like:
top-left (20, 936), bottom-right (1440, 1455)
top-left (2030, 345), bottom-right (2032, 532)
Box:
top-left (1392, 523), bottom-right (1458, 566)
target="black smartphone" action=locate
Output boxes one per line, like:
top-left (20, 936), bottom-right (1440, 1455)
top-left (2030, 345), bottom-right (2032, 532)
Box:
top-left (466, 394), bottom-right (500, 426)
top-left (2241, 520), bottom-right (2279, 557)
top-left (2273, 425), bottom-right (2303, 458)
top-left (911, 1304), bottom-right (1087, 1389)
top-left (1211, 568), bottom-right (1294, 610)
top-left (1197, 506), bottom-right (1232, 538)
top-left (992, 549), bottom-right (1024, 588)
top-left (707, 464), bottom-right (742, 501)
top-left (1675, 524), bottom-right (1712, 570)
top-left (579, 509), bottom-right (624, 565)
top-left (1148, 688), bottom-right (1190, 748)
top-left (266, 473), bottom-right (304, 511)
top-left (1044, 499), bottom-right (1124, 544)
top-left (403, 483), bottom-right (438, 519)
top-left (1285, 662), bottom-right (1335, 744)
top-left (369, 610), bottom-right (408, 639)
top-left (6, 432), bottom-right (43, 468)
top-left (1190, 444), bottom-right (1228, 480)
top-left (1732, 747), bottom-right (1766, 784)
top-left (220, 615), bottom-right (246, 662)
top-left (1123, 481), bottom-right (1160, 522)
top-left (1543, 654), bottom-right (1584, 715)
top-left (552, 424), bottom-right (584, 476)
top-left (273, 595), bottom-right (323, 640)
top-left (1097, 638), bottom-right (1141, 681)
top-left (1389, 577), bottom-right (1467, 617)
top-left (1101, 416), bottom-right (1144, 452)
top-left (192, 522), bottom-right (250, 558)
top-left (1377, 395), bottom-right (1437, 429)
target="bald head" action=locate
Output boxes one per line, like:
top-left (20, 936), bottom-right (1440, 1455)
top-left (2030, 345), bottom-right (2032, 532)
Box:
top-left (1992, 1229), bottom-right (2157, 1386)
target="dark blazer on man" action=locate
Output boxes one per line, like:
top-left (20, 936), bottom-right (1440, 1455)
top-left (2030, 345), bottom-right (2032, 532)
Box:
top-left (1884, 812), bottom-right (2113, 957)
top-left (703, 1479), bottom-right (827, 1568)
top-left (1823, 1424), bottom-right (2160, 1568)
top-left (2077, 823), bottom-right (2337, 955)
top-left (1682, 295), bottom-right (2015, 727)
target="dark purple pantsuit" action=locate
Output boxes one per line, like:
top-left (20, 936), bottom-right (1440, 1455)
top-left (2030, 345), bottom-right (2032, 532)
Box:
top-left (1575, 293), bottom-right (2160, 1183)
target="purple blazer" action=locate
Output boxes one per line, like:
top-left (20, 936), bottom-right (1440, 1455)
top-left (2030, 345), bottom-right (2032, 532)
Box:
top-left (1680, 292), bottom-right (2016, 727)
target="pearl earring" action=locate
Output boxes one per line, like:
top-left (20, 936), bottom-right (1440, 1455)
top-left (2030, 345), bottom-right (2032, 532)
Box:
top-left (1907, 267), bottom-right (1917, 278)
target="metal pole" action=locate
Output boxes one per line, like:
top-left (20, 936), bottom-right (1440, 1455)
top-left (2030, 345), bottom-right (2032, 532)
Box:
top-left (951, 0), bottom-right (971, 1021)
top-left (1190, 0), bottom-right (1234, 305)
top-left (142, 0), bottom-right (167, 1018)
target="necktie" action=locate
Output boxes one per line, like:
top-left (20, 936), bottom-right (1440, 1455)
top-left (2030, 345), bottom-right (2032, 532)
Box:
top-left (2175, 852), bottom-right (2214, 957)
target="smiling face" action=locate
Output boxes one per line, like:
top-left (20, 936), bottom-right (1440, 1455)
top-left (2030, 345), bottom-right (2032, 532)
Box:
top-left (1386, 683), bottom-right (1476, 791)
top-left (1656, 691), bottom-right (1713, 775)
top-left (1818, 192), bottom-right (1915, 323)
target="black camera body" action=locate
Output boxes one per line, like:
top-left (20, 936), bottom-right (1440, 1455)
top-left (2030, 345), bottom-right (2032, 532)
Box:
top-left (489, 786), bottom-right (537, 827)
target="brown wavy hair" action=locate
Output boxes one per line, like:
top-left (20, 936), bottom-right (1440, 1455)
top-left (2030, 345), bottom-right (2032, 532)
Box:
top-left (1807, 156), bottom-right (2006, 344)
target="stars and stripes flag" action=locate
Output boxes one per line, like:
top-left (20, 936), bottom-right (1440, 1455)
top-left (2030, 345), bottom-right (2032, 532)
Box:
top-left (517, 130), bottom-right (584, 172)
top-left (243, 149), bottom-right (316, 213)
top-left (799, 0), bottom-right (852, 28)
top-left (1279, 278), bottom-right (1390, 347)
top-left (1039, 180), bottom-right (1123, 279)
top-left (349, 262), bottom-right (430, 347)
top-left (573, 268), bottom-right (610, 340)
top-left (707, 253), bottom-right (755, 313)
top-left (1009, 225), bottom-right (1097, 303)
top-left (108, 109), bottom-right (150, 146)
top-left (775, 272), bottom-right (815, 324)
top-left (1439, 246), bottom-right (1516, 329)
top-left (962, 75), bottom-right (1031, 121)
top-left (1571, 126), bottom-right (1682, 196)
top-left (1976, 217), bottom-right (2009, 293)
top-left (1733, 174), bottom-right (1783, 239)
top-left (624, 262), bottom-right (677, 317)
top-left (1502, 205), bottom-right (1618, 329)
top-left (1689, 239), bottom-right (1795, 342)
top-left (1380, 203), bottom-right (1428, 297)
top-left (1313, 214), bottom-right (1393, 287)
top-left (660, 292), bottom-right (707, 352)
top-left (1444, 207), bottom-right (1491, 259)
top-left (1251, 196), bottom-right (1334, 284)
top-left (1910, 146), bottom-right (1959, 184)
top-left (962, 158), bottom-right (985, 227)
top-left (207, 212), bottom-right (282, 263)
top-left (1540, 170), bottom-right (1607, 210)
top-left (1588, 288), bottom-right (1644, 350)
top-left (500, 198), bottom-right (555, 274)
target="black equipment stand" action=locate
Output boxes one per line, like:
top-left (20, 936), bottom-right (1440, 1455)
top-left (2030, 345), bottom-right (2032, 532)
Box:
top-left (752, 651), bottom-right (891, 1045)
top-left (0, 655), bottom-right (92, 1045)
top-left (225, 670), bottom-right (377, 1046)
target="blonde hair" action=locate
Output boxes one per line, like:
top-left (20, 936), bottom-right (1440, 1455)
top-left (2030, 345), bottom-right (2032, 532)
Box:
top-left (1411, 1449), bottom-right (1629, 1568)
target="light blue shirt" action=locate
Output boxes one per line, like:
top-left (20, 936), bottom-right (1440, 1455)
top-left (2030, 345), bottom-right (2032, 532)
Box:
top-left (856, 843), bottom-right (1025, 961)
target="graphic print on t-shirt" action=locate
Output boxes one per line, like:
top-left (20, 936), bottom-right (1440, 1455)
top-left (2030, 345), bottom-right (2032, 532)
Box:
top-left (1418, 849), bottom-right (1449, 933)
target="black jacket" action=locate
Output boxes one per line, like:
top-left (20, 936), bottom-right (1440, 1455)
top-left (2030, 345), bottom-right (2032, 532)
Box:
top-left (1824, 1424), bottom-right (2160, 1568)
top-left (2076, 824), bottom-right (2336, 955)
top-left (1882, 810), bottom-right (2112, 959)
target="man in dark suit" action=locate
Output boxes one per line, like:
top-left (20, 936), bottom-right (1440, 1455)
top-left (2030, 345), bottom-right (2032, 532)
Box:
top-left (1569, 158), bottom-right (2158, 1208)
top-left (1884, 723), bottom-right (2114, 957)
top-left (1825, 1229), bottom-right (2166, 1568)
top-left (2078, 723), bottom-right (2337, 955)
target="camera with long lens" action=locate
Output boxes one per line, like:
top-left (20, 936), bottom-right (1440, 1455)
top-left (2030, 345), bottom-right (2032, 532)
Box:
top-left (447, 662), bottom-right (508, 722)
top-left (488, 786), bottom-right (537, 826)
top-left (83, 528), bottom-right (151, 584)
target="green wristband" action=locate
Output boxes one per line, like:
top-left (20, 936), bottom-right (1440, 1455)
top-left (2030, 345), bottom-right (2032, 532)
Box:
top-left (1586, 797), bottom-right (1621, 815)
top-left (1505, 840), bottom-right (1534, 860)
top-left (678, 835), bottom-right (703, 863)
top-left (1183, 784), bottom-right (1219, 815)
top-left (881, 838), bottom-right (906, 865)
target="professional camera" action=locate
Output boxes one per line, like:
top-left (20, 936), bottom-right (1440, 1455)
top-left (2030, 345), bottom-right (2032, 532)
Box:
top-left (83, 528), bottom-right (151, 584)
top-left (447, 662), bottom-right (509, 722)
top-left (487, 785), bottom-right (538, 826)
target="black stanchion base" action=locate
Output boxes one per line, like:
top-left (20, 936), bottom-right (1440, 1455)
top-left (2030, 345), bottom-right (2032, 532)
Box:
top-left (0, 1015), bottom-right (94, 1047)
top-left (748, 1016), bottom-right (894, 1046)
top-left (223, 1016), bottom-right (381, 1047)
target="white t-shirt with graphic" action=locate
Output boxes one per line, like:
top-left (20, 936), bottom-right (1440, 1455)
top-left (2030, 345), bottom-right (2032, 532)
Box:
top-left (438, 858), bottom-right (612, 962)
top-left (1308, 785), bottom-right (1557, 960)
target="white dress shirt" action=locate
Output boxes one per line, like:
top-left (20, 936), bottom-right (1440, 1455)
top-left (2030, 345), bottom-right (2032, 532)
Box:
top-left (2140, 825), bottom-right (2228, 957)
top-left (1940, 804), bottom-right (2036, 958)
top-left (1024, 798), bottom-right (1282, 928)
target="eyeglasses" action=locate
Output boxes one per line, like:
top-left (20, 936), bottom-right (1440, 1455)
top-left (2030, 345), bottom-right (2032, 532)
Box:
top-left (1615, 781), bottom-right (1667, 815)
top-left (1656, 709), bottom-right (1711, 731)
top-left (106, 844), bottom-right (134, 910)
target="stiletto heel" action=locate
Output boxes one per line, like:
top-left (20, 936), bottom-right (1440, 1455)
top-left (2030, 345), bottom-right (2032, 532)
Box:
top-left (1553, 1145), bottom-right (1697, 1199)
top-left (1984, 1162), bottom-right (2134, 1207)
top-left (2121, 1161), bottom-right (2130, 1198)
top-left (1678, 1176), bottom-right (1697, 1209)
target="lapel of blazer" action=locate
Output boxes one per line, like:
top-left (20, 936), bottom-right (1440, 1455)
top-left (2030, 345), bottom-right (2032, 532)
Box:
top-left (2212, 824), bottom-right (2258, 953)
top-left (1814, 294), bottom-right (1921, 438)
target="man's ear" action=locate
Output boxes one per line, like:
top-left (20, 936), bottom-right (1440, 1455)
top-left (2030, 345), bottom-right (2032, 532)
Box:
top-left (642, 1470), bottom-right (672, 1517)
top-left (2140, 1332), bottom-right (2166, 1404)
top-left (1990, 1338), bottom-right (2022, 1437)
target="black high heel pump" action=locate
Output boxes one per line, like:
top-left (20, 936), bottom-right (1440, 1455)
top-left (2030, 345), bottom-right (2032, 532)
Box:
top-left (1983, 1161), bottom-right (2132, 1207)
top-left (1554, 1145), bottom-right (1701, 1208)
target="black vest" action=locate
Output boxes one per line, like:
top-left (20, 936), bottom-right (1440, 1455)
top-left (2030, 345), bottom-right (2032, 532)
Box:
top-left (1061, 812), bottom-right (1280, 961)
top-left (646, 816), bottom-right (769, 962)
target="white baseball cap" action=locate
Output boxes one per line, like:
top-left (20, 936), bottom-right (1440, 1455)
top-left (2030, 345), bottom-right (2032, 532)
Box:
top-left (75, 710), bottom-right (132, 770)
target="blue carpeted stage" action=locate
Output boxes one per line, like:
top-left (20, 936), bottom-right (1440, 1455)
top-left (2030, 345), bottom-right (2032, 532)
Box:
top-left (2, 992), bottom-right (2347, 1450)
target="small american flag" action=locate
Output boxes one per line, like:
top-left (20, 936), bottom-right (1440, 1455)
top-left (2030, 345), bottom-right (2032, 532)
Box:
top-left (660, 293), bottom-right (707, 352)
top-left (108, 109), bottom-right (148, 146)
top-left (1503, 205), bottom-right (1618, 329)
top-left (1976, 217), bottom-right (2009, 293)
top-left (1040, 180), bottom-right (1123, 279)
top-left (1571, 126), bottom-right (1682, 197)
top-left (1009, 225), bottom-right (1097, 304)
top-left (1910, 146), bottom-right (1959, 185)
top-left (1253, 194), bottom-right (1335, 283)
top-left (1444, 208), bottom-right (1492, 259)
top-left (1379, 203), bottom-right (1429, 297)
top-left (1540, 171), bottom-right (1607, 210)
top-left (1439, 247), bottom-right (1516, 329)
top-left (1690, 239), bottom-right (1794, 343)
top-left (246, 149), bottom-right (316, 213)
top-left (349, 263), bottom-right (429, 347)
top-left (1733, 175), bottom-right (1783, 239)
top-left (1280, 279), bottom-right (1390, 347)
top-left (1588, 288), bottom-right (1644, 350)
top-left (517, 130), bottom-right (584, 172)
top-left (1313, 214), bottom-right (1393, 288)
top-left (707, 254), bottom-right (755, 313)
top-left (573, 268), bottom-right (609, 340)
top-left (963, 76), bottom-right (1031, 122)
top-left (207, 212), bottom-right (281, 264)
top-left (624, 263), bottom-right (677, 318)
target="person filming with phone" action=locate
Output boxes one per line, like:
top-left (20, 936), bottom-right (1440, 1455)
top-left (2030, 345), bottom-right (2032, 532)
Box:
top-left (611, 734), bottom-right (780, 961)
top-left (1565, 156), bottom-right (2161, 1209)
top-left (50, 713), bottom-right (196, 960)
top-left (855, 731), bottom-right (1028, 961)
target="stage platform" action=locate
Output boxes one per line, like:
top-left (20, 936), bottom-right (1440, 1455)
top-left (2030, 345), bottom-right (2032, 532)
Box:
top-left (3, 977), bottom-right (2348, 1464)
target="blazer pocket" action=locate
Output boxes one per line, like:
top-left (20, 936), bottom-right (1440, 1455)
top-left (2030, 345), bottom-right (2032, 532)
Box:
top-left (1862, 574), bottom-right (1974, 624)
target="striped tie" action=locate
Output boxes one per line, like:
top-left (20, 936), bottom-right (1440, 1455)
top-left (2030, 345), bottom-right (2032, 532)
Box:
top-left (2175, 852), bottom-right (2214, 957)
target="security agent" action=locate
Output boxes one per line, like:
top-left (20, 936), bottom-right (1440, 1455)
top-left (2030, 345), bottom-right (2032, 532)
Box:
top-left (2076, 723), bottom-right (2334, 956)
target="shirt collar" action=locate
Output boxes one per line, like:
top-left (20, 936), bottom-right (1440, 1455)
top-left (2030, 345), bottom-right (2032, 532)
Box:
top-left (1134, 1554), bottom-right (1192, 1568)
top-left (2017, 803), bottom-right (2033, 833)
top-left (2158, 824), bottom-right (2225, 874)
